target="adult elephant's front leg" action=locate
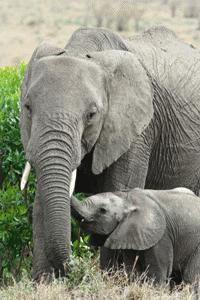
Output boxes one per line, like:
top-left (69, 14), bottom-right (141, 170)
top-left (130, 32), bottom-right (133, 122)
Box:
top-left (100, 136), bottom-right (151, 271)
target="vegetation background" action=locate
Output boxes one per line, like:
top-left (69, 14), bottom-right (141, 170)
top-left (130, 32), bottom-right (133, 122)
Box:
top-left (0, 0), bottom-right (200, 298)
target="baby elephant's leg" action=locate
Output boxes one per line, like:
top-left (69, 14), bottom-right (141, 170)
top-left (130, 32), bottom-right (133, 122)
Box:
top-left (143, 234), bottom-right (173, 284)
top-left (100, 247), bottom-right (123, 272)
top-left (183, 244), bottom-right (200, 296)
top-left (122, 250), bottom-right (142, 280)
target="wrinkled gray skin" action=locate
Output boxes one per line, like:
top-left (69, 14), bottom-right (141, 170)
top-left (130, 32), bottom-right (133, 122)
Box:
top-left (71, 188), bottom-right (200, 284)
top-left (20, 26), bottom-right (200, 280)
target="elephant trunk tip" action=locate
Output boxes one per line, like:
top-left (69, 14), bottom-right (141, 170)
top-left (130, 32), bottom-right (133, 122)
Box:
top-left (46, 237), bottom-right (71, 270)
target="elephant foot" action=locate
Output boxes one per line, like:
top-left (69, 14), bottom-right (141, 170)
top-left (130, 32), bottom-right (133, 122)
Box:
top-left (32, 266), bottom-right (54, 283)
top-left (33, 262), bottom-right (70, 283)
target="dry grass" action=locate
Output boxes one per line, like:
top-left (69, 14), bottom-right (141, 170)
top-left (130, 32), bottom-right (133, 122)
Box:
top-left (0, 256), bottom-right (196, 300)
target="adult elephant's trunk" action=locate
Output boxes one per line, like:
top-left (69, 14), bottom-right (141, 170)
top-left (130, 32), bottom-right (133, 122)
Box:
top-left (33, 118), bottom-right (79, 272)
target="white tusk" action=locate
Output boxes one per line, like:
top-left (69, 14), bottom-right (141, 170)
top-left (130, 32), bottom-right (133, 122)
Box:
top-left (20, 161), bottom-right (31, 191)
top-left (69, 169), bottom-right (77, 197)
top-left (81, 218), bottom-right (85, 223)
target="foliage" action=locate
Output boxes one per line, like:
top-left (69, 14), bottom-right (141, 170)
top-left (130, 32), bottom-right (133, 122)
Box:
top-left (0, 64), bottom-right (26, 187)
top-left (0, 186), bottom-right (32, 284)
top-left (0, 65), bottom-right (30, 283)
top-left (0, 65), bottom-right (93, 283)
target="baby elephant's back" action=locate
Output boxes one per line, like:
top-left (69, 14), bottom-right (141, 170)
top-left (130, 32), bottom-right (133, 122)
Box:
top-left (147, 188), bottom-right (200, 229)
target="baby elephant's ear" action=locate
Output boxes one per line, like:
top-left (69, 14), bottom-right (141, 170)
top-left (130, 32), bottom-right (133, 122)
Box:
top-left (104, 191), bottom-right (166, 250)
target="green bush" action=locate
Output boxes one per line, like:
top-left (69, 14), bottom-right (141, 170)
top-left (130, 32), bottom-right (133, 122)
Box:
top-left (0, 65), bottom-right (32, 283)
top-left (0, 65), bottom-right (93, 284)
top-left (0, 64), bottom-right (26, 187)
top-left (0, 186), bottom-right (32, 283)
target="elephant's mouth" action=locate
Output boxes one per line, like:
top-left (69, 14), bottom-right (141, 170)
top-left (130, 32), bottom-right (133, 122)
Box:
top-left (71, 206), bottom-right (83, 222)
top-left (71, 207), bottom-right (108, 246)
top-left (71, 206), bottom-right (94, 225)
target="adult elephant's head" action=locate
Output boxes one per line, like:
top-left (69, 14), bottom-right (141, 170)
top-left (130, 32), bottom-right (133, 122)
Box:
top-left (20, 43), bottom-right (153, 270)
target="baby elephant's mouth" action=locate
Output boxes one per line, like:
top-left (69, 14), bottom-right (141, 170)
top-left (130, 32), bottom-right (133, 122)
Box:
top-left (80, 217), bottom-right (94, 224)
top-left (80, 220), bottom-right (96, 235)
top-left (71, 206), bottom-right (109, 245)
top-left (71, 206), bottom-right (83, 222)
top-left (71, 206), bottom-right (94, 225)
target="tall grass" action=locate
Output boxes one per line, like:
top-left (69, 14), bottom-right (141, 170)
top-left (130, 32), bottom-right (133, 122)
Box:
top-left (0, 256), bottom-right (195, 300)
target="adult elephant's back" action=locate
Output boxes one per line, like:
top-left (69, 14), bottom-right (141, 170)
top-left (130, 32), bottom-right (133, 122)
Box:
top-left (126, 26), bottom-right (200, 193)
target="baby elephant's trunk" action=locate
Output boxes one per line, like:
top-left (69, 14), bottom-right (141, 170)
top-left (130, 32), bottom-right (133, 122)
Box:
top-left (71, 196), bottom-right (92, 222)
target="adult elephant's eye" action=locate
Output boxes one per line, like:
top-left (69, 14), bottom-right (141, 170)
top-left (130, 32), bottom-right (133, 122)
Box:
top-left (25, 103), bottom-right (32, 118)
top-left (100, 207), bottom-right (107, 214)
top-left (86, 105), bottom-right (97, 123)
top-left (88, 111), bottom-right (96, 119)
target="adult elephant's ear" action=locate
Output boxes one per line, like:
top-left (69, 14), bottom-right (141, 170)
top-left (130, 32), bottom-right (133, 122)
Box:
top-left (87, 50), bottom-right (153, 175)
top-left (104, 189), bottom-right (166, 250)
top-left (20, 42), bottom-right (65, 150)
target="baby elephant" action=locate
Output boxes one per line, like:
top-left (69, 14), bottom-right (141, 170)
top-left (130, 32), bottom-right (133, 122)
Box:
top-left (71, 187), bottom-right (200, 284)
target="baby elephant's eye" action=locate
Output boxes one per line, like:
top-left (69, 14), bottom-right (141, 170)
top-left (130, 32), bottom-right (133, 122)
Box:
top-left (100, 207), bottom-right (107, 214)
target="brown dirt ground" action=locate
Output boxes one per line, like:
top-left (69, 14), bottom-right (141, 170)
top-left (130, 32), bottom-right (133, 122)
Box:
top-left (1, 0), bottom-right (200, 67)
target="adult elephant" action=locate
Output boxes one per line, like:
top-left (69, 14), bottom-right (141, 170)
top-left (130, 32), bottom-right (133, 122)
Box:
top-left (20, 26), bottom-right (200, 280)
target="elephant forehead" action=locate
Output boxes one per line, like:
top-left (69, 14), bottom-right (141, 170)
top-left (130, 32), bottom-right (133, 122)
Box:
top-left (31, 56), bottom-right (103, 92)
top-left (89, 194), bottom-right (109, 204)
top-left (29, 56), bottom-right (105, 107)
top-left (33, 55), bottom-right (103, 79)
top-left (90, 193), bottom-right (123, 207)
